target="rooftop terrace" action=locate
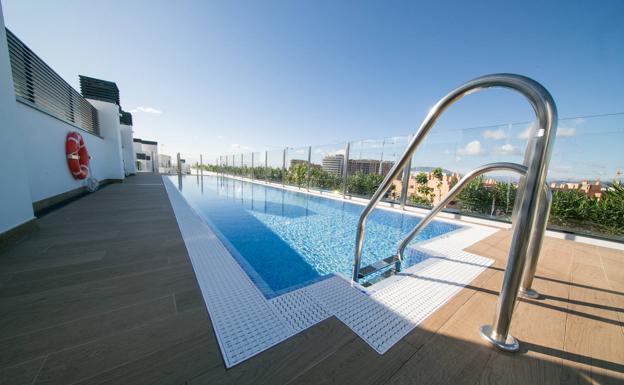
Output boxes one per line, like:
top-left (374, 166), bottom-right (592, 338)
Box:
top-left (0, 173), bottom-right (622, 385)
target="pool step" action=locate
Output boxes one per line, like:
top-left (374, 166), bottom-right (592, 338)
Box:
top-left (358, 255), bottom-right (400, 280)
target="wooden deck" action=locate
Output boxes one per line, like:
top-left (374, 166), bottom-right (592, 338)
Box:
top-left (0, 173), bottom-right (622, 385)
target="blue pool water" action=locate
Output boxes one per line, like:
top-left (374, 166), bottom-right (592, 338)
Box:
top-left (170, 175), bottom-right (461, 298)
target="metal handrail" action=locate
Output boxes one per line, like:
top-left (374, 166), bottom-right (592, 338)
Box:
top-left (394, 162), bottom-right (552, 300)
top-left (352, 73), bottom-right (557, 353)
top-left (396, 162), bottom-right (527, 261)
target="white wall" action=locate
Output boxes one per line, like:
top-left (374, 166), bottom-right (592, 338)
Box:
top-left (120, 124), bottom-right (136, 175)
top-left (11, 99), bottom-right (126, 203)
top-left (0, 0), bottom-right (127, 221)
top-left (0, 3), bottom-right (35, 233)
top-left (87, 100), bottom-right (125, 182)
top-left (133, 141), bottom-right (159, 172)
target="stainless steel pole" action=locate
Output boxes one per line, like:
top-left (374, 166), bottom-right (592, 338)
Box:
top-left (176, 153), bottom-right (181, 175)
top-left (200, 154), bottom-right (203, 177)
top-left (282, 148), bottom-right (287, 187)
top-left (400, 155), bottom-right (412, 209)
top-left (480, 80), bottom-right (557, 353)
top-left (347, 75), bottom-right (557, 354)
top-left (342, 142), bottom-right (350, 198)
top-left (378, 139), bottom-right (385, 175)
top-left (306, 146), bottom-right (312, 191)
top-left (264, 151), bottom-right (268, 184)
top-left (251, 152), bottom-right (255, 180)
top-left (519, 187), bottom-right (552, 299)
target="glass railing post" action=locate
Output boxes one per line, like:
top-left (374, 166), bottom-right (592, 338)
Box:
top-left (342, 141), bottom-right (350, 198)
top-left (251, 152), bottom-right (255, 180)
top-left (264, 151), bottom-right (268, 184)
top-left (200, 154), bottom-right (203, 177)
top-left (400, 155), bottom-right (412, 209)
top-left (282, 148), bottom-right (286, 187)
top-left (306, 146), bottom-right (312, 191)
top-left (378, 139), bottom-right (385, 175)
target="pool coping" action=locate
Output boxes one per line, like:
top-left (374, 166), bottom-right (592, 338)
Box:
top-left (163, 175), bottom-right (496, 367)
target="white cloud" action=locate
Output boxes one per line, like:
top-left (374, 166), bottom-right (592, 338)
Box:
top-left (494, 143), bottom-right (521, 156)
top-left (557, 127), bottom-right (576, 137)
top-left (130, 106), bottom-right (163, 114)
top-left (482, 128), bottom-right (507, 140)
top-left (230, 143), bottom-right (250, 151)
top-left (518, 122), bottom-right (536, 140)
top-left (456, 140), bottom-right (485, 156)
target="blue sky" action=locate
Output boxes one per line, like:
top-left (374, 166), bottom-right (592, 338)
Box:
top-left (3, 0), bottom-right (623, 181)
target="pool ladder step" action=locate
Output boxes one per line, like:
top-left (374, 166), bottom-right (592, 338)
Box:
top-left (358, 255), bottom-right (401, 280)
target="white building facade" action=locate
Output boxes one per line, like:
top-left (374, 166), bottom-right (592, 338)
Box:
top-left (133, 139), bottom-right (159, 173)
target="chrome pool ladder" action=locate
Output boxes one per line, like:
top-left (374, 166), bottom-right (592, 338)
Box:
top-left (352, 73), bottom-right (558, 352)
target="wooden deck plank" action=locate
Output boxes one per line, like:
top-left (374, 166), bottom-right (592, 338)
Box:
top-left (384, 269), bottom-right (503, 385)
top-left (561, 249), bottom-right (624, 384)
top-left (0, 295), bottom-right (175, 368)
top-left (33, 308), bottom-right (213, 385)
top-left (187, 317), bottom-right (356, 385)
top-left (476, 245), bottom-right (573, 385)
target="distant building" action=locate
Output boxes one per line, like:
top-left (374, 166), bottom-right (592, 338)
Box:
top-left (347, 159), bottom-right (394, 175)
top-left (550, 180), bottom-right (603, 199)
top-left (289, 159), bottom-right (321, 170)
top-left (133, 138), bottom-right (158, 172)
top-left (178, 158), bottom-right (191, 174)
top-left (393, 170), bottom-right (460, 205)
top-left (119, 111), bottom-right (136, 176)
top-left (158, 154), bottom-right (173, 174)
top-left (289, 159), bottom-right (307, 169)
top-left (322, 154), bottom-right (344, 175)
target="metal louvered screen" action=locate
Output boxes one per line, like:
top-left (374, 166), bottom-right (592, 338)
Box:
top-left (6, 28), bottom-right (100, 135)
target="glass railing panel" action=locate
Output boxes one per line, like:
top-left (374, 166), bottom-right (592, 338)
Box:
top-left (266, 149), bottom-right (285, 183)
top-left (212, 113), bottom-right (623, 242)
top-left (241, 152), bottom-right (253, 178)
top-left (379, 135), bottom-right (410, 204)
top-left (346, 137), bottom-right (409, 200)
top-left (250, 151), bottom-right (264, 180)
top-left (309, 142), bottom-right (347, 193)
top-left (284, 146), bottom-right (309, 189)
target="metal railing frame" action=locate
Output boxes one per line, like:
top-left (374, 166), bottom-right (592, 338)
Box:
top-left (351, 74), bottom-right (558, 352)
top-left (395, 162), bottom-right (552, 297)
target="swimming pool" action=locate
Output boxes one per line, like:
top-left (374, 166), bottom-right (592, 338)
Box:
top-left (170, 175), bottom-right (462, 298)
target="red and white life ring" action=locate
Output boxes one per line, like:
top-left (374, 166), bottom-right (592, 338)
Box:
top-left (65, 132), bottom-right (90, 180)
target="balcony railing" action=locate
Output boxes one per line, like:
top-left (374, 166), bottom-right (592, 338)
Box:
top-left (6, 28), bottom-right (99, 135)
top-left (182, 112), bottom-right (624, 243)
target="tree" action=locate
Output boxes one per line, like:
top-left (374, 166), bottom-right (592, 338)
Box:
top-left (309, 166), bottom-right (342, 190)
top-left (411, 172), bottom-right (433, 206)
top-left (285, 163), bottom-right (308, 187)
top-left (431, 167), bottom-right (444, 202)
top-left (457, 176), bottom-right (494, 214)
top-left (415, 172), bottom-right (428, 185)
top-left (346, 172), bottom-right (385, 197)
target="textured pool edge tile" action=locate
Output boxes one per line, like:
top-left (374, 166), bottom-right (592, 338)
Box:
top-left (163, 176), bottom-right (494, 366)
top-left (164, 177), bottom-right (295, 367)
